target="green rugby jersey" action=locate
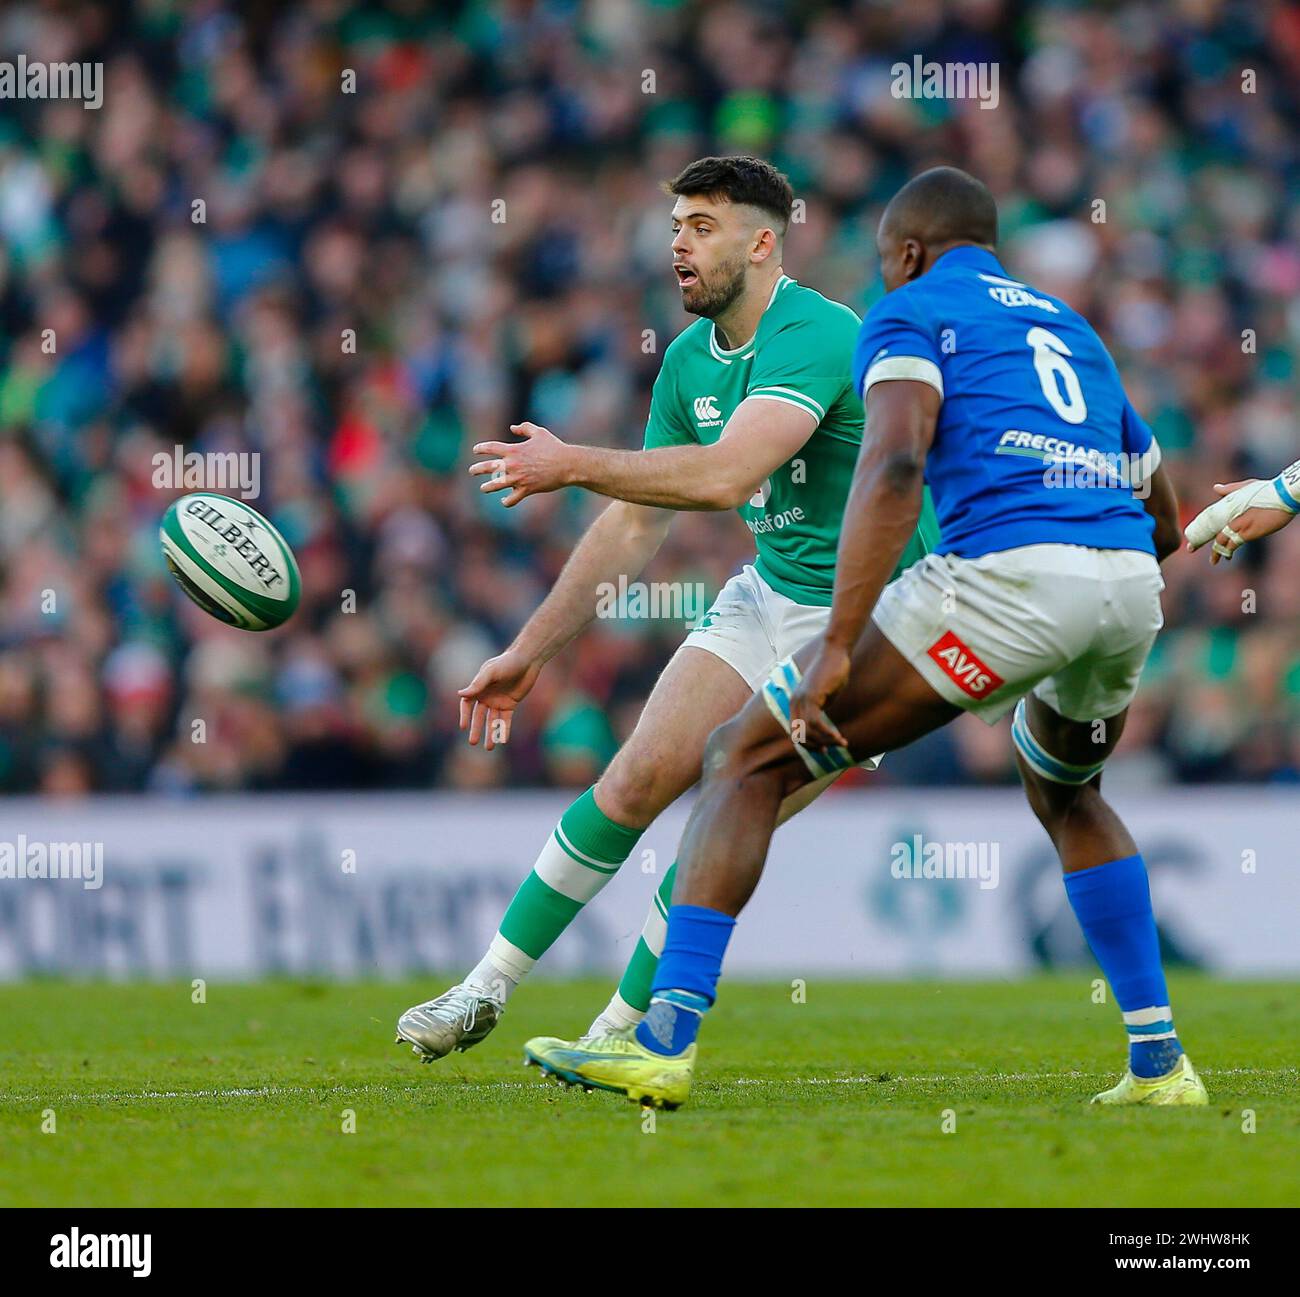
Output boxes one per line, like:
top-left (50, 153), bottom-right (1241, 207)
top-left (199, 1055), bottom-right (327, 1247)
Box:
top-left (643, 274), bottom-right (940, 606)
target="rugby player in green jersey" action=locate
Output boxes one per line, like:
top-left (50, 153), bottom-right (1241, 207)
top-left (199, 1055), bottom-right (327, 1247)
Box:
top-left (395, 156), bottom-right (939, 1062)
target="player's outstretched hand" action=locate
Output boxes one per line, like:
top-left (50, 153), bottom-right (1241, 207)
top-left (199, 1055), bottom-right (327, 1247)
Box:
top-left (471, 423), bottom-right (574, 507)
top-left (1184, 478), bottom-right (1297, 564)
top-left (458, 649), bottom-right (542, 749)
top-left (788, 641), bottom-right (852, 751)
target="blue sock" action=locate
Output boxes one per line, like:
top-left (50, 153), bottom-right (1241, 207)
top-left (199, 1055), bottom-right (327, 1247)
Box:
top-left (1064, 854), bottom-right (1183, 1078)
top-left (634, 904), bottom-right (735, 1057)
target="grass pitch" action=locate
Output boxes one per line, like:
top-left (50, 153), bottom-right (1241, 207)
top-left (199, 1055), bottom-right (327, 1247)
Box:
top-left (0, 976), bottom-right (1295, 1208)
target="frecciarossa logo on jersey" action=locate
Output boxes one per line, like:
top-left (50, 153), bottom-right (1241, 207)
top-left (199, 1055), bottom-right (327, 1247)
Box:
top-left (926, 631), bottom-right (1004, 698)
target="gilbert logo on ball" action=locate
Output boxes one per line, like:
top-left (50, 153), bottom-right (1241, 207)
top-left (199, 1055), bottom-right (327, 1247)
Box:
top-left (160, 492), bottom-right (301, 630)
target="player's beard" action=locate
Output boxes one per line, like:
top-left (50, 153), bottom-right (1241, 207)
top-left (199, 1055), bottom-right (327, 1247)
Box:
top-left (681, 251), bottom-right (748, 321)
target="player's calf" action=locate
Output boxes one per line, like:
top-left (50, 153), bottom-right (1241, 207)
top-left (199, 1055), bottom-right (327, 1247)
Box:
top-left (395, 784), bottom-right (647, 1063)
top-left (546, 719), bottom-right (786, 1102)
top-left (614, 637), bottom-right (958, 1104)
top-left (580, 775), bottom-right (844, 1040)
top-left (1012, 696), bottom-right (1206, 1103)
top-left (677, 708), bottom-right (801, 914)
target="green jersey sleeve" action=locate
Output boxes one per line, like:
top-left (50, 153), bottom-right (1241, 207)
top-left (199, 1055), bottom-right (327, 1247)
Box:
top-left (641, 363), bottom-right (696, 450)
top-left (745, 308), bottom-right (856, 426)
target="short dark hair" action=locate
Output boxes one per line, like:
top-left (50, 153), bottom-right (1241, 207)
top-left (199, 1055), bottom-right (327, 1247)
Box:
top-left (664, 156), bottom-right (795, 234)
top-left (883, 166), bottom-right (998, 248)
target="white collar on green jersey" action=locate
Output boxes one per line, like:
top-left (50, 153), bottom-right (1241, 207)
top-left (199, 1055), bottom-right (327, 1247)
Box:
top-left (708, 274), bottom-right (795, 364)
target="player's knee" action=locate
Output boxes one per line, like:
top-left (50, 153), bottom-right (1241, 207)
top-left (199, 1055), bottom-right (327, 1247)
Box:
top-left (700, 716), bottom-right (751, 785)
top-left (700, 715), bottom-right (797, 804)
top-left (596, 757), bottom-right (672, 827)
top-left (1012, 699), bottom-right (1107, 831)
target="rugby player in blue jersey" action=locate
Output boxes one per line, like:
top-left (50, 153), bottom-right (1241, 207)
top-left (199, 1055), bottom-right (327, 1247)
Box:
top-left (525, 167), bottom-right (1204, 1110)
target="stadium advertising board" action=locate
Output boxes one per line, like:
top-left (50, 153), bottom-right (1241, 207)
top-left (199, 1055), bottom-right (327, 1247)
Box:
top-left (0, 791), bottom-right (1291, 979)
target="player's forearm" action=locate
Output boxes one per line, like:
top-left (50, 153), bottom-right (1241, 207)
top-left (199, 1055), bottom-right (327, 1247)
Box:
top-left (565, 444), bottom-right (749, 511)
top-left (509, 501), bottom-right (670, 664)
top-left (824, 449), bottom-right (924, 652)
top-left (1144, 464), bottom-right (1180, 563)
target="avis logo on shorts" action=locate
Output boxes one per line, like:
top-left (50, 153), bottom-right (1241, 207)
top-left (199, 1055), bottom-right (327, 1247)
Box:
top-left (693, 395), bottom-right (723, 427)
top-left (927, 630), bottom-right (1005, 698)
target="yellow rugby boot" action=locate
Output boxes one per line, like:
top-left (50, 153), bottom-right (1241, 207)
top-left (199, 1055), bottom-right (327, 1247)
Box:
top-left (524, 1030), bottom-right (694, 1110)
top-left (1091, 1054), bottom-right (1209, 1106)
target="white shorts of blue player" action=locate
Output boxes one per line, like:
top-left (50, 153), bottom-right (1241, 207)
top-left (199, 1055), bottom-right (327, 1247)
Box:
top-left (877, 542), bottom-right (1163, 749)
top-left (764, 542), bottom-right (1163, 781)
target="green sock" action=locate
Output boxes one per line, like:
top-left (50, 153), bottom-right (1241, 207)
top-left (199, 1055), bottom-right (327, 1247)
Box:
top-left (602, 861), bottom-right (676, 1024)
top-left (468, 787), bottom-right (643, 996)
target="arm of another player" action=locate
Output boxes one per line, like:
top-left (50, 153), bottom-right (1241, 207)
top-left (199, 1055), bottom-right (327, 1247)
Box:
top-left (789, 379), bottom-right (941, 749)
top-left (470, 399), bottom-right (816, 511)
top-left (1184, 462), bottom-right (1300, 564)
top-left (459, 500), bottom-right (672, 748)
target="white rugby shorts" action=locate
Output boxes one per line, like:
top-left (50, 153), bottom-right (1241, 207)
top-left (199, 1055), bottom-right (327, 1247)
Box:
top-left (871, 543), bottom-right (1164, 724)
top-left (686, 564), bottom-right (883, 774)
top-left (684, 564), bottom-right (831, 691)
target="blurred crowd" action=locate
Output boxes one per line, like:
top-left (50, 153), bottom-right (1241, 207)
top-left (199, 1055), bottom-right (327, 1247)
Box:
top-left (2, 0), bottom-right (1299, 797)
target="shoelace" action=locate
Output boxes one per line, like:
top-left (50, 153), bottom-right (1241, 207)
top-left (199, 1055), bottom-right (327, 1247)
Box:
top-left (422, 989), bottom-right (480, 1032)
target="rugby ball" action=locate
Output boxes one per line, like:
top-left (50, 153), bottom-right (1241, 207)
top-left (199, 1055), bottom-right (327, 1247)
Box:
top-left (160, 492), bottom-right (301, 631)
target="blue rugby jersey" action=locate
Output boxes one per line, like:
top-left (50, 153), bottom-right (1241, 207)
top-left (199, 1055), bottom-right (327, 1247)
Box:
top-left (851, 246), bottom-right (1158, 559)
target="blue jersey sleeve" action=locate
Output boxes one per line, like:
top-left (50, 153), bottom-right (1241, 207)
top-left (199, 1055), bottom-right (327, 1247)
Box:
top-left (851, 288), bottom-right (945, 404)
top-left (1120, 396), bottom-right (1163, 486)
top-left (1120, 398), bottom-right (1154, 456)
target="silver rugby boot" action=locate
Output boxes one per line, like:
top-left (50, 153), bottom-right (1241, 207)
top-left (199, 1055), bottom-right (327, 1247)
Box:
top-left (396, 984), bottom-right (505, 1062)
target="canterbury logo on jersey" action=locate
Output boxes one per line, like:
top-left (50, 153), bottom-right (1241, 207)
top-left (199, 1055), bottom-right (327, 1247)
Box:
top-left (926, 630), bottom-right (1004, 697)
top-left (693, 395), bottom-right (723, 426)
